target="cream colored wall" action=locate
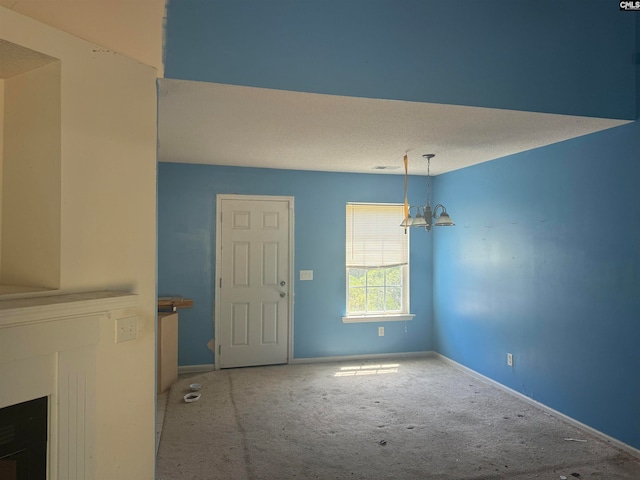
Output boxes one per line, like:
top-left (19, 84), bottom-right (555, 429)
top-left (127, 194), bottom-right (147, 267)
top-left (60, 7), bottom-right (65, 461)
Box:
top-left (0, 80), bottom-right (3, 274)
top-left (2, 61), bottom-right (61, 288)
top-left (0, 7), bottom-right (157, 479)
top-left (0, 0), bottom-right (165, 76)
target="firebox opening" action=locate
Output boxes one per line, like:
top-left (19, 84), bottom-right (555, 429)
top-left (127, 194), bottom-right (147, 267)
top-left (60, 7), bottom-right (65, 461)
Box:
top-left (0, 396), bottom-right (48, 480)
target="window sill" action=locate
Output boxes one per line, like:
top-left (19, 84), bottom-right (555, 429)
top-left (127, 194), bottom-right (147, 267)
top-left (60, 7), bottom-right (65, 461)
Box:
top-left (342, 314), bottom-right (415, 324)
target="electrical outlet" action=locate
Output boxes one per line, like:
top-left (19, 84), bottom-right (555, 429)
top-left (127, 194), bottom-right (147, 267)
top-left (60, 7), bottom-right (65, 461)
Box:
top-left (378, 326), bottom-right (384, 337)
top-left (116, 316), bottom-right (138, 343)
top-left (507, 353), bottom-right (513, 367)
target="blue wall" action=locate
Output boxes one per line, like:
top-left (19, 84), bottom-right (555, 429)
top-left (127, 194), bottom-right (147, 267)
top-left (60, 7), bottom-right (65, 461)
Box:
top-left (433, 119), bottom-right (640, 450)
top-left (160, 0), bottom-right (640, 453)
top-left (165, 0), bottom-right (636, 119)
top-left (158, 165), bottom-right (432, 366)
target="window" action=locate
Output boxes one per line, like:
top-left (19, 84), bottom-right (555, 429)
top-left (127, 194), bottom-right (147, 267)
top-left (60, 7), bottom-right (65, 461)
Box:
top-left (343, 203), bottom-right (414, 323)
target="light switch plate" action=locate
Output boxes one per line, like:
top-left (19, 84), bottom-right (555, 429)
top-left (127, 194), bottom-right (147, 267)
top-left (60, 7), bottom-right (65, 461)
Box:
top-left (300, 270), bottom-right (314, 281)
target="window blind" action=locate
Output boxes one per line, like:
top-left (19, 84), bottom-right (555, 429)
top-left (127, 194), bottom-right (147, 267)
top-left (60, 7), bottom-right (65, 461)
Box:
top-left (346, 203), bottom-right (408, 268)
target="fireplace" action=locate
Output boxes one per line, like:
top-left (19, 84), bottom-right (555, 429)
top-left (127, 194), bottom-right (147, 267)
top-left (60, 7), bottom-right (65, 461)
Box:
top-left (0, 290), bottom-right (138, 480)
top-left (0, 397), bottom-right (47, 480)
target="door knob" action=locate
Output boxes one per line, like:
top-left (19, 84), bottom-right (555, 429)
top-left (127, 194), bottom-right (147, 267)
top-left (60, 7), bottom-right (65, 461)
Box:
top-left (280, 292), bottom-right (286, 298)
top-left (280, 281), bottom-right (286, 286)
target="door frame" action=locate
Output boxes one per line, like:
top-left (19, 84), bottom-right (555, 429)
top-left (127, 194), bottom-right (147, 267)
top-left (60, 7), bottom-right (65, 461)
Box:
top-left (214, 194), bottom-right (295, 370)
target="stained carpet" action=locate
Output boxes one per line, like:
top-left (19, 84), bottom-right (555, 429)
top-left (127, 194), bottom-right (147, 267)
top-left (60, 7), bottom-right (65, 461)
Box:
top-left (156, 357), bottom-right (640, 479)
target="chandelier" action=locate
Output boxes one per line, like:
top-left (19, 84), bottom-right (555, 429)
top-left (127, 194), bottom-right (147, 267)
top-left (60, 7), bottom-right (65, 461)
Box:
top-left (400, 153), bottom-right (455, 231)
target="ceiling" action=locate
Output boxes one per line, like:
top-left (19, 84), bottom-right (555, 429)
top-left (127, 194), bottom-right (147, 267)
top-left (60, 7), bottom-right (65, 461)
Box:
top-left (0, 39), bottom-right (58, 79)
top-left (157, 79), bottom-right (630, 176)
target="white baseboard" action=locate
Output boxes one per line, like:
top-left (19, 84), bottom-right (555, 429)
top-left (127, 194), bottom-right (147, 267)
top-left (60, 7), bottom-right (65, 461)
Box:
top-left (178, 364), bottom-right (215, 375)
top-left (433, 353), bottom-right (640, 459)
top-left (290, 351), bottom-right (434, 365)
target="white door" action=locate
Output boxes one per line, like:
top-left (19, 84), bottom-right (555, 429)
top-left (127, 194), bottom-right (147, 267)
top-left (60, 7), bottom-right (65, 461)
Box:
top-left (216, 195), bottom-right (292, 369)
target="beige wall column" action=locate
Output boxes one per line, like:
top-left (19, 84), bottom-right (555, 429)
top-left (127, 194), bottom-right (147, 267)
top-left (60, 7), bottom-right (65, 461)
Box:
top-left (0, 79), bottom-right (4, 274)
top-left (0, 7), bottom-right (158, 479)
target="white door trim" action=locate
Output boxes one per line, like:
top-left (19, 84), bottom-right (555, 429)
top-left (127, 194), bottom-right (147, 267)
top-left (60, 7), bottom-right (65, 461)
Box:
top-left (214, 194), bottom-right (294, 370)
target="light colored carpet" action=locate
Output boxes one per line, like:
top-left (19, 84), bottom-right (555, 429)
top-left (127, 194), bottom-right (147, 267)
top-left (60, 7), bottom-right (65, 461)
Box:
top-left (156, 357), bottom-right (640, 479)
top-left (156, 391), bottom-right (169, 455)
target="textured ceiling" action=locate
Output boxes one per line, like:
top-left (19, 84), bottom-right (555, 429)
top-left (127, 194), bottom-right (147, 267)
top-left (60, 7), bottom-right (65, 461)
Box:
top-left (157, 79), bottom-right (630, 176)
top-left (0, 39), bottom-right (58, 79)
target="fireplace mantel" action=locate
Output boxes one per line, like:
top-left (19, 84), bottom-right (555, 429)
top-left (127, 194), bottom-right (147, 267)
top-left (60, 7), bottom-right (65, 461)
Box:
top-left (0, 290), bottom-right (138, 328)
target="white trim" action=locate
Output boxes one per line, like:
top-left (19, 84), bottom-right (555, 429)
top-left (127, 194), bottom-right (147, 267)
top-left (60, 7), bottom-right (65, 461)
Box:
top-left (342, 313), bottom-right (415, 323)
top-left (214, 196), bottom-right (222, 371)
top-left (290, 351), bottom-right (433, 364)
top-left (178, 364), bottom-right (216, 375)
top-left (214, 194), bottom-right (295, 370)
top-left (287, 199), bottom-right (295, 364)
top-left (433, 353), bottom-right (640, 460)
